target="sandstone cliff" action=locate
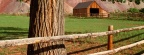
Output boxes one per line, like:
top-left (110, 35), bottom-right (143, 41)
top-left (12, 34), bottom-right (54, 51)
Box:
top-left (0, 0), bottom-right (144, 15)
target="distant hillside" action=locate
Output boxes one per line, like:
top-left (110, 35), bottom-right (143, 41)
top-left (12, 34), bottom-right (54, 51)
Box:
top-left (65, 0), bottom-right (144, 13)
top-left (0, 0), bottom-right (144, 15)
top-left (0, 0), bottom-right (29, 14)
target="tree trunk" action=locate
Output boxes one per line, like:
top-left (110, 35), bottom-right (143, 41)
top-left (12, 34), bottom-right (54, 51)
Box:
top-left (27, 0), bottom-right (66, 55)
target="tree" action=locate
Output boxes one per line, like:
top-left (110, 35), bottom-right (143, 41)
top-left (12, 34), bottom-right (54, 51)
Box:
top-left (102, 0), bottom-right (143, 4)
top-left (27, 0), bottom-right (66, 55)
top-left (140, 8), bottom-right (144, 13)
top-left (128, 8), bottom-right (139, 13)
top-left (135, 0), bottom-right (141, 5)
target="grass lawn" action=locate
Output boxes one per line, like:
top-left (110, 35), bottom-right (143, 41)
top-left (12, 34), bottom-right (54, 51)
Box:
top-left (0, 15), bottom-right (144, 55)
top-left (65, 17), bottom-right (144, 33)
top-left (0, 15), bottom-right (29, 40)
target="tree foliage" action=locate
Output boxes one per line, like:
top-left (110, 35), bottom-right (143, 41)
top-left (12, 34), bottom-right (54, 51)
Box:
top-left (116, 0), bottom-right (126, 3)
top-left (128, 8), bottom-right (139, 13)
top-left (102, 0), bottom-right (143, 4)
top-left (16, 0), bottom-right (23, 2)
top-left (135, 0), bottom-right (141, 5)
top-left (128, 0), bottom-right (133, 2)
top-left (140, 8), bottom-right (144, 13)
top-left (142, 0), bottom-right (144, 2)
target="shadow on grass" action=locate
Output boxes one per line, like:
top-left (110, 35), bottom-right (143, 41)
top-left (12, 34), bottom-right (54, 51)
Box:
top-left (134, 50), bottom-right (144, 55)
top-left (65, 32), bottom-right (83, 35)
top-left (67, 32), bottom-right (144, 55)
top-left (0, 27), bottom-right (28, 40)
top-left (0, 27), bottom-right (27, 30)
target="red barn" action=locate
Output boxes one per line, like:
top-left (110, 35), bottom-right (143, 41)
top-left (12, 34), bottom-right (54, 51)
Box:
top-left (73, 1), bottom-right (109, 17)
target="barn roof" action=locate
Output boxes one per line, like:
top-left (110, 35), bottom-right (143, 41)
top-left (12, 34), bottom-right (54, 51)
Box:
top-left (74, 1), bottom-right (93, 9)
top-left (73, 1), bottom-right (109, 12)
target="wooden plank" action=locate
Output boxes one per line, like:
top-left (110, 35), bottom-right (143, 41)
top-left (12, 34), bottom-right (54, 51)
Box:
top-left (108, 25), bottom-right (113, 50)
top-left (88, 40), bottom-right (144, 55)
top-left (0, 26), bottom-right (144, 47)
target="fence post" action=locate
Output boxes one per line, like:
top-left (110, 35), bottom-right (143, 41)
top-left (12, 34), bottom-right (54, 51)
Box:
top-left (108, 25), bottom-right (113, 50)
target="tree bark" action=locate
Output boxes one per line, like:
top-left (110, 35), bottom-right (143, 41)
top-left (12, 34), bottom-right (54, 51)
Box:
top-left (27, 0), bottom-right (66, 55)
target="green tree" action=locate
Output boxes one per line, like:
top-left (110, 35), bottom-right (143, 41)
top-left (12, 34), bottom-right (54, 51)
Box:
top-left (142, 0), bottom-right (144, 2)
top-left (135, 0), bottom-right (141, 5)
top-left (27, 0), bottom-right (66, 55)
top-left (140, 8), bottom-right (144, 13)
top-left (102, 0), bottom-right (142, 4)
top-left (129, 0), bottom-right (133, 2)
top-left (128, 8), bottom-right (139, 13)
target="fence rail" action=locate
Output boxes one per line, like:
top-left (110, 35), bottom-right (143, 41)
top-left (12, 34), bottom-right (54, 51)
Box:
top-left (74, 13), bottom-right (109, 18)
top-left (74, 13), bottom-right (144, 19)
top-left (88, 40), bottom-right (144, 55)
top-left (1, 25), bottom-right (144, 48)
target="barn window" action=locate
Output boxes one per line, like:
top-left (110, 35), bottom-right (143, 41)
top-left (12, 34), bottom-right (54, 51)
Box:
top-left (90, 8), bottom-right (99, 16)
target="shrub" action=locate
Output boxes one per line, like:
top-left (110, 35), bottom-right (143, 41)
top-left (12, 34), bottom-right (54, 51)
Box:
top-left (140, 8), bottom-right (144, 13)
top-left (135, 0), bottom-right (140, 5)
top-left (128, 8), bottom-right (139, 13)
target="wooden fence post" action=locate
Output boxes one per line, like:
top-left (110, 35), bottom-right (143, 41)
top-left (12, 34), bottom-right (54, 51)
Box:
top-left (108, 25), bottom-right (114, 50)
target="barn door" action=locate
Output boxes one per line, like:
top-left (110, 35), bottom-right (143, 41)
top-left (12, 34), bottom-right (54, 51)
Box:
top-left (90, 8), bottom-right (99, 16)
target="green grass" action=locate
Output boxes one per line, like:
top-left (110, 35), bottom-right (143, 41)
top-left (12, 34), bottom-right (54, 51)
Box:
top-left (65, 17), bottom-right (144, 33)
top-left (65, 17), bottom-right (144, 55)
top-left (0, 15), bottom-right (144, 54)
top-left (0, 15), bottom-right (29, 40)
top-left (1, 15), bottom-right (144, 39)
top-left (0, 15), bottom-right (29, 28)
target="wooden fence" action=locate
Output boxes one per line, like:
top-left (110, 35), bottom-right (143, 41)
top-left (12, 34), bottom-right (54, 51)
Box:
top-left (74, 13), bottom-right (144, 20)
top-left (1, 25), bottom-right (144, 55)
top-left (74, 13), bottom-right (109, 18)
top-left (109, 13), bottom-right (144, 19)
top-left (89, 40), bottom-right (144, 55)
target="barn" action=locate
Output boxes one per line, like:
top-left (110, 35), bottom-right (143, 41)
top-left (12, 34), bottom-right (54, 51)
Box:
top-left (73, 1), bottom-right (109, 17)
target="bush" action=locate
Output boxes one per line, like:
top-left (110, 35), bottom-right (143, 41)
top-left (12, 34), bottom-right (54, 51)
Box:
top-left (135, 0), bottom-right (140, 5)
top-left (128, 8), bottom-right (139, 13)
top-left (140, 8), bottom-right (144, 13)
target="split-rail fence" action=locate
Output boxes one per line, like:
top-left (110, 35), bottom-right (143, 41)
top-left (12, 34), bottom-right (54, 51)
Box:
top-left (1, 25), bottom-right (144, 55)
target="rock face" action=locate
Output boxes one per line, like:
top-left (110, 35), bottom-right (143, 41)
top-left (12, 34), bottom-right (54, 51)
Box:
top-left (0, 0), bottom-right (30, 14)
top-left (65, 0), bottom-right (144, 13)
top-left (0, 0), bottom-right (144, 15)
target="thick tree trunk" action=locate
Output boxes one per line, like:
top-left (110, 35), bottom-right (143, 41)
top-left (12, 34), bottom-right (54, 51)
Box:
top-left (27, 0), bottom-right (66, 55)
